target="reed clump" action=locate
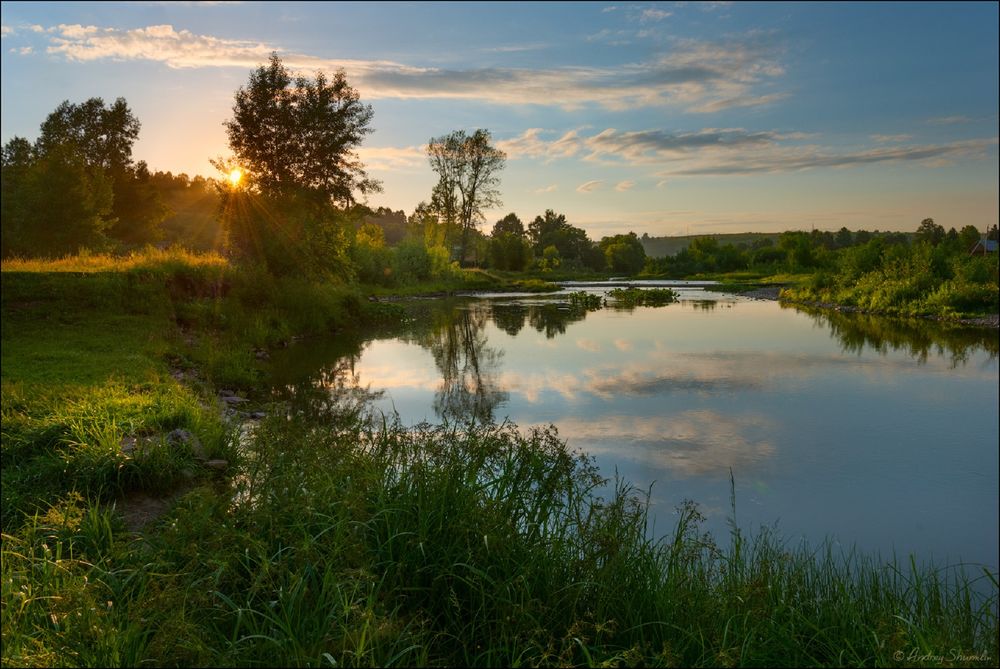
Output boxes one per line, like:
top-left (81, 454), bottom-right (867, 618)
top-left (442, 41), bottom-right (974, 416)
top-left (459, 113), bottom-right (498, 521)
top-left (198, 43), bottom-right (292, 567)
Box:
top-left (608, 286), bottom-right (679, 307)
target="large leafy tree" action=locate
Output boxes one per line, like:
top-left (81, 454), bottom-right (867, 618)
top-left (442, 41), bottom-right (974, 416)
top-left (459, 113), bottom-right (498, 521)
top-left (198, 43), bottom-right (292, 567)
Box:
top-left (600, 232), bottom-right (646, 275)
top-left (219, 54), bottom-right (380, 276)
top-left (427, 129), bottom-right (505, 264)
top-left (489, 213), bottom-right (530, 271)
top-left (1, 96), bottom-right (145, 256)
top-left (915, 217), bottom-right (945, 246)
top-left (36, 97), bottom-right (166, 246)
top-left (528, 209), bottom-right (596, 266)
top-left (225, 53), bottom-right (381, 205)
top-left (1, 139), bottom-right (113, 257)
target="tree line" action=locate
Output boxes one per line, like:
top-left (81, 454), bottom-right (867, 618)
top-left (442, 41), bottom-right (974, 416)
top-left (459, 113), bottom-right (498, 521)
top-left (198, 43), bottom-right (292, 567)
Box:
top-left (2, 52), bottom-right (995, 290)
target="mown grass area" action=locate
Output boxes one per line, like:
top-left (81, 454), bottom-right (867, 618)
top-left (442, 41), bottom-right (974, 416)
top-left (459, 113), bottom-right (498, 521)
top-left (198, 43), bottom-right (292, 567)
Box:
top-left (3, 249), bottom-right (998, 667)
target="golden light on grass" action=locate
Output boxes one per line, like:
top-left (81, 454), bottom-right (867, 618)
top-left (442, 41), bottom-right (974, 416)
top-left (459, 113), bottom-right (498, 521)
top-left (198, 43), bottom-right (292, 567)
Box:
top-left (228, 168), bottom-right (243, 187)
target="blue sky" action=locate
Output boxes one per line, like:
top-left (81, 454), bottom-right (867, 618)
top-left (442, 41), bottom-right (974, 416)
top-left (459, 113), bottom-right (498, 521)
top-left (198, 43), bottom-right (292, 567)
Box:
top-left (2, 1), bottom-right (997, 237)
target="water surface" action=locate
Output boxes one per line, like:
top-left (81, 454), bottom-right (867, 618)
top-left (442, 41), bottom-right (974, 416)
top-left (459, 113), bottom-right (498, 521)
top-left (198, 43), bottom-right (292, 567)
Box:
top-left (266, 286), bottom-right (999, 570)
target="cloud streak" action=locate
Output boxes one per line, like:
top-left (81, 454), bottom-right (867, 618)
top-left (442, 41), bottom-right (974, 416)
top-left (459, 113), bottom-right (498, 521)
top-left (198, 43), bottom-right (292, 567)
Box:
top-left (37, 23), bottom-right (788, 112)
top-left (495, 126), bottom-right (997, 176)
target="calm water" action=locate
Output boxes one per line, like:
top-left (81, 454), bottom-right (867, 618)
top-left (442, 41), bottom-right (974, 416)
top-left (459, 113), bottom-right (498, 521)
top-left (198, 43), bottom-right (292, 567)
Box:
top-left (265, 286), bottom-right (1000, 570)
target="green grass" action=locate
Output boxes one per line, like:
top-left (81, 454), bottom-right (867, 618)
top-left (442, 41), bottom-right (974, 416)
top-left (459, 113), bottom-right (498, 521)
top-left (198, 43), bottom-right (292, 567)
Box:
top-left (4, 413), bottom-right (996, 667)
top-left (3, 249), bottom-right (997, 667)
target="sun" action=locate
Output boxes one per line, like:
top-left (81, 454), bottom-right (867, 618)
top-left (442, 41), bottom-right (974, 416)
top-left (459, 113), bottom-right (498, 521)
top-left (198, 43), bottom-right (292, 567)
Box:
top-left (228, 168), bottom-right (243, 187)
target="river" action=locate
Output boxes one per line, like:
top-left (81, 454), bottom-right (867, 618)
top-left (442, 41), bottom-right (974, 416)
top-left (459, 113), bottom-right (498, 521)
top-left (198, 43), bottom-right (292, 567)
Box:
top-left (264, 284), bottom-right (1000, 572)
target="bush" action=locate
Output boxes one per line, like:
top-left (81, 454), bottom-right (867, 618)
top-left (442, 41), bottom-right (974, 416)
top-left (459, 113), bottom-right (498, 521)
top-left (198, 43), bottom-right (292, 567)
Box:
top-left (391, 239), bottom-right (432, 282)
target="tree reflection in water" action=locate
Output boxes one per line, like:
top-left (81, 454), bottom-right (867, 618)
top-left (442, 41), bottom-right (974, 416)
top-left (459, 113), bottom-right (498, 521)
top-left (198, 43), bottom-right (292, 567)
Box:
top-left (787, 304), bottom-right (999, 367)
top-left (416, 305), bottom-right (508, 424)
top-left (410, 297), bottom-right (600, 422)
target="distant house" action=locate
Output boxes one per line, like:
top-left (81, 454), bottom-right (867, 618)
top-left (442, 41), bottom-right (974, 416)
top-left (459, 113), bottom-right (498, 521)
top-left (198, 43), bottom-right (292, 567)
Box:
top-left (969, 239), bottom-right (998, 255)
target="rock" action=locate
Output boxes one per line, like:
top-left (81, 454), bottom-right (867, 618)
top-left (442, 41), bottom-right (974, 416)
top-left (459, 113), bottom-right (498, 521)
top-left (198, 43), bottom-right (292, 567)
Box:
top-left (205, 459), bottom-right (229, 471)
top-left (254, 349), bottom-right (270, 360)
top-left (250, 411), bottom-right (267, 420)
top-left (120, 436), bottom-right (137, 455)
top-left (221, 395), bottom-right (248, 404)
top-left (167, 428), bottom-right (205, 459)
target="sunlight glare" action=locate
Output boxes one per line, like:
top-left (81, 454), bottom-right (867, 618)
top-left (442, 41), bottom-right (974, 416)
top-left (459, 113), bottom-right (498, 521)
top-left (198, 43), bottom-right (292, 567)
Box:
top-left (228, 168), bottom-right (242, 187)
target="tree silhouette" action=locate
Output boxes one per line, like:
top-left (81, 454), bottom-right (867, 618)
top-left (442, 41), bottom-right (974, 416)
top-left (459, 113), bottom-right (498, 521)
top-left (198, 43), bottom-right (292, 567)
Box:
top-left (427, 129), bottom-right (505, 264)
top-left (225, 53), bottom-right (381, 205)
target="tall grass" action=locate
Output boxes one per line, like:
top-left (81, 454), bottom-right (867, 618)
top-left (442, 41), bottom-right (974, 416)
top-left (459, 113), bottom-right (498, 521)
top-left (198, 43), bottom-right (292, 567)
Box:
top-left (5, 412), bottom-right (994, 667)
top-left (0, 246), bottom-right (228, 274)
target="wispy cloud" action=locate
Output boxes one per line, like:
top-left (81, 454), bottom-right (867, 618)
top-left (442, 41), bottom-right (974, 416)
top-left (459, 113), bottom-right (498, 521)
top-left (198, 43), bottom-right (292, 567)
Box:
top-left (1, 26), bottom-right (13, 37)
top-left (533, 184), bottom-right (558, 193)
top-left (38, 23), bottom-right (788, 112)
top-left (871, 134), bottom-right (913, 143)
top-left (664, 138), bottom-right (999, 176)
top-left (356, 145), bottom-right (426, 172)
top-left (615, 180), bottom-right (636, 191)
top-left (640, 8), bottom-right (672, 22)
top-left (495, 126), bottom-right (997, 176)
top-left (482, 43), bottom-right (548, 53)
top-left (577, 180), bottom-right (603, 192)
top-left (699, 1), bottom-right (734, 12)
top-left (926, 115), bottom-right (973, 125)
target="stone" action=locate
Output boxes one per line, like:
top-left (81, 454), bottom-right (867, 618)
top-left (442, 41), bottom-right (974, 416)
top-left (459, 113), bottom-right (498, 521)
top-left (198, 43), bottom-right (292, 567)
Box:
top-left (205, 459), bottom-right (229, 471)
top-left (166, 428), bottom-right (205, 459)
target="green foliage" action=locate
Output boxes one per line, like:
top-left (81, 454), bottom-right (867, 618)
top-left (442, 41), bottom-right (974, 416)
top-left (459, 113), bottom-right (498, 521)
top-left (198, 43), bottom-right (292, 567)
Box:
top-left (152, 172), bottom-right (223, 251)
top-left (528, 209), bottom-right (602, 270)
top-left (489, 232), bottom-right (531, 271)
top-left (219, 189), bottom-right (356, 279)
top-left (566, 290), bottom-right (603, 309)
top-left (915, 217), bottom-right (946, 246)
top-left (426, 129), bottom-right (506, 265)
top-left (2, 144), bottom-right (115, 257)
top-left (5, 413), bottom-right (995, 667)
top-left (224, 53), bottom-right (380, 205)
top-left (392, 238), bottom-right (433, 282)
top-left (1, 97), bottom-right (170, 256)
top-left (608, 287), bottom-right (678, 307)
top-left (784, 237), bottom-right (999, 317)
top-left (599, 232), bottom-right (646, 274)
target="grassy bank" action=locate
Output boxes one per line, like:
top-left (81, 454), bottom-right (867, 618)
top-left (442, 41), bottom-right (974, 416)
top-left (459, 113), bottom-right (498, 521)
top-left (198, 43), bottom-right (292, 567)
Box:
top-left (3, 250), bottom-right (998, 667)
top-left (3, 413), bottom-right (997, 667)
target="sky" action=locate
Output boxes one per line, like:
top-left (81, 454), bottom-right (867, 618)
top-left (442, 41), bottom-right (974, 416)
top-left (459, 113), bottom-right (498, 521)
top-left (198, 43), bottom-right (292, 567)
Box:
top-left (1, 1), bottom-right (997, 238)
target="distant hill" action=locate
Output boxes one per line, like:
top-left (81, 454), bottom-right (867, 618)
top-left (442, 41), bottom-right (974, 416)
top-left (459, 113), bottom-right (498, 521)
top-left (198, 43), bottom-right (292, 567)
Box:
top-left (639, 232), bottom-right (783, 258)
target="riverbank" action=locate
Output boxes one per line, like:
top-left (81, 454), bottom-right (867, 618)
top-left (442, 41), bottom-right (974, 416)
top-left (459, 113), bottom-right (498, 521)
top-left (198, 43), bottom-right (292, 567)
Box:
top-left (727, 283), bottom-right (1000, 329)
top-left (2, 252), bottom-right (998, 667)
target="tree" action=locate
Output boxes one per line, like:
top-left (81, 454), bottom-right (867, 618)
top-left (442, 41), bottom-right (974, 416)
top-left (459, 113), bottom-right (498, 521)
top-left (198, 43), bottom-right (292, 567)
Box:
top-left (1, 137), bottom-right (35, 256)
top-left (225, 53), bottom-right (381, 205)
top-left (959, 225), bottom-right (982, 250)
top-left (600, 232), bottom-right (646, 274)
top-left (2, 117), bottom-right (119, 258)
top-left (491, 212), bottom-right (524, 238)
top-left (219, 54), bottom-right (379, 276)
top-left (37, 97), bottom-right (139, 173)
top-left (427, 129), bottom-right (505, 265)
top-left (915, 217), bottom-right (945, 246)
top-left (527, 209), bottom-right (595, 267)
top-left (2, 142), bottom-right (113, 257)
top-left (35, 97), bottom-right (168, 246)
